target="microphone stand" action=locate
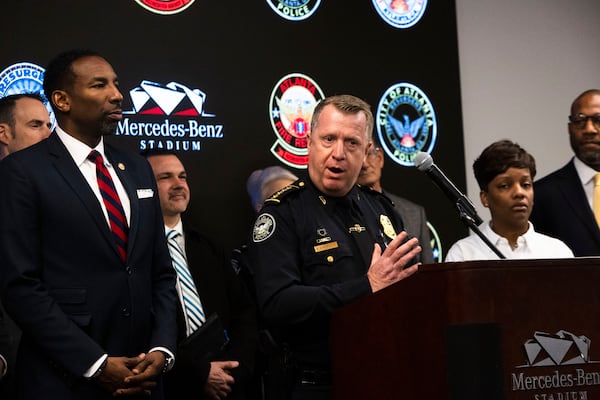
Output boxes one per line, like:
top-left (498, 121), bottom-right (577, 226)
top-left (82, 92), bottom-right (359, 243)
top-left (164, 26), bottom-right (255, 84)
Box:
top-left (455, 200), bottom-right (506, 259)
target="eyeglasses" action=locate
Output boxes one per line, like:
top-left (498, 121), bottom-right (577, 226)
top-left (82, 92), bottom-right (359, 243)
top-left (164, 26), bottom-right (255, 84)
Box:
top-left (568, 114), bottom-right (600, 130)
top-left (367, 147), bottom-right (381, 158)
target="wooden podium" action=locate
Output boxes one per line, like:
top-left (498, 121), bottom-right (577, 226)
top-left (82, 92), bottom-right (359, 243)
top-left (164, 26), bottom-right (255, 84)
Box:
top-left (330, 258), bottom-right (600, 400)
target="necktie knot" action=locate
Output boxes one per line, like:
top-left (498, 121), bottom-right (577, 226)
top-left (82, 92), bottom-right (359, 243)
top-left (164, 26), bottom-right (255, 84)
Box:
top-left (88, 150), bottom-right (103, 165)
top-left (167, 229), bottom-right (180, 241)
top-left (594, 173), bottom-right (600, 187)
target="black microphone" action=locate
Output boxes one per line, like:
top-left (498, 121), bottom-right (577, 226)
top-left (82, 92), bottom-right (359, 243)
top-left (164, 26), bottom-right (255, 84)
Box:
top-left (414, 152), bottom-right (483, 226)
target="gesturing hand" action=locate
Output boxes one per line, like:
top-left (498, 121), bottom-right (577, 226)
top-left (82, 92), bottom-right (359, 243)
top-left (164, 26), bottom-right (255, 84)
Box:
top-left (367, 231), bottom-right (421, 293)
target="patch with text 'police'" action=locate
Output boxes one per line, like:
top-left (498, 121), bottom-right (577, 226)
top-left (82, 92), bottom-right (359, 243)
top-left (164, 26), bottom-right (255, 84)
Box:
top-left (253, 213), bottom-right (276, 242)
top-left (376, 82), bottom-right (437, 166)
top-left (266, 0), bottom-right (321, 21)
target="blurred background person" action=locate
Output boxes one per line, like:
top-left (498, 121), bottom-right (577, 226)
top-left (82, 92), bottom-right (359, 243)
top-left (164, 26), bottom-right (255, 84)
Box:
top-left (357, 142), bottom-right (435, 264)
top-left (231, 165), bottom-right (299, 400)
top-left (0, 93), bottom-right (51, 159)
top-left (246, 166), bottom-right (299, 213)
top-left (238, 164), bottom-right (300, 293)
top-left (530, 89), bottom-right (600, 256)
top-left (0, 92), bottom-right (52, 399)
top-left (445, 140), bottom-right (573, 261)
top-left (144, 149), bottom-right (258, 400)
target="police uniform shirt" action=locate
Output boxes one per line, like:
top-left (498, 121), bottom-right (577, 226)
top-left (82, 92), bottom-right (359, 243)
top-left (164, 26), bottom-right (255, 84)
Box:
top-left (248, 177), bottom-right (404, 367)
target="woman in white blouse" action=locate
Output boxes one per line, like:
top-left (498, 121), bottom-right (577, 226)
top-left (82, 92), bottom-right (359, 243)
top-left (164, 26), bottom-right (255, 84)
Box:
top-left (445, 140), bottom-right (574, 261)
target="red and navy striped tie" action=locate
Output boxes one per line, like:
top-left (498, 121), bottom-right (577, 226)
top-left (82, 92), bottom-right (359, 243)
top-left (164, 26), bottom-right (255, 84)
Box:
top-left (88, 150), bottom-right (128, 263)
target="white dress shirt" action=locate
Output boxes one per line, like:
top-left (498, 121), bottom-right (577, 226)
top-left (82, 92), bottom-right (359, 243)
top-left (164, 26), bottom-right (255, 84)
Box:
top-left (573, 156), bottom-right (597, 211)
top-left (445, 221), bottom-right (574, 262)
top-left (55, 126), bottom-right (131, 225)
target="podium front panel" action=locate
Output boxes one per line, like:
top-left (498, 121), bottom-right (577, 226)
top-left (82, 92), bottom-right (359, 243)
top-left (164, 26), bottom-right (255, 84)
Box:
top-left (331, 258), bottom-right (600, 399)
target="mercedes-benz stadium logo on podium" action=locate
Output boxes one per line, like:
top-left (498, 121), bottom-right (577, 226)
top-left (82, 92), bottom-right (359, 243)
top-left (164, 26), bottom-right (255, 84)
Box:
top-left (520, 330), bottom-right (594, 367)
top-left (512, 330), bottom-right (600, 397)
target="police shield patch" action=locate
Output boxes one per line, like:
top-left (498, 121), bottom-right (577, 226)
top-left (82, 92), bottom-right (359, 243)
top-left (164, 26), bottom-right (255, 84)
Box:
top-left (253, 213), bottom-right (276, 242)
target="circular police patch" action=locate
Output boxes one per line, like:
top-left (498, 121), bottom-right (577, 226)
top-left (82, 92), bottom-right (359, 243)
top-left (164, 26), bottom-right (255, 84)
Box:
top-left (253, 213), bottom-right (276, 242)
top-left (375, 82), bottom-right (437, 166)
top-left (266, 0), bottom-right (322, 21)
top-left (268, 73), bottom-right (325, 169)
top-left (134, 0), bottom-right (195, 15)
top-left (371, 0), bottom-right (428, 29)
top-left (0, 62), bottom-right (56, 129)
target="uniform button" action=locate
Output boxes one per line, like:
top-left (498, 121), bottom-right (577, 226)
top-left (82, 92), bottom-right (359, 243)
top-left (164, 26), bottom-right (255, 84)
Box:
top-left (125, 267), bottom-right (132, 275)
top-left (121, 308), bottom-right (130, 317)
top-left (327, 256), bottom-right (334, 263)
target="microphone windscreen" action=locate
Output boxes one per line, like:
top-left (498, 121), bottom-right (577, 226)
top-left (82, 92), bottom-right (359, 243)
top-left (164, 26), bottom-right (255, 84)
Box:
top-left (414, 152), bottom-right (433, 171)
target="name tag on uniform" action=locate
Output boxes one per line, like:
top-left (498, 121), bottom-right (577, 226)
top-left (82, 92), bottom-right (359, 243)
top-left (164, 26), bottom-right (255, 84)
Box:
top-left (314, 241), bottom-right (338, 253)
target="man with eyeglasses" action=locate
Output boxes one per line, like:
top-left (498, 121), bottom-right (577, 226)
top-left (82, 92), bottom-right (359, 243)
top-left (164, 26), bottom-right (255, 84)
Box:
top-left (530, 89), bottom-right (600, 256)
top-left (358, 144), bottom-right (435, 264)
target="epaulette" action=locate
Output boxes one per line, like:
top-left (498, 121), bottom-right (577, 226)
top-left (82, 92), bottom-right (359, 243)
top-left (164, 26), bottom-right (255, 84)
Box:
top-left (357, 184), bottom-right (395, 206)
top-left (263, 179), bottom-right (305, 205)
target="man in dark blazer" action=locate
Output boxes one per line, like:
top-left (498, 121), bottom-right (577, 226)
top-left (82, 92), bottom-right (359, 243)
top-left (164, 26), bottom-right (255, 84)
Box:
top-left (530, 89), bottom-right (600, 256)
top-left (0, 93), bottom-right (52, 400)
top-left (358, 144), bottom-right (436, 263)
top-left (0, 49), bottom-right (178, 399)
top-left (144, 149), bottom-right (258, 400)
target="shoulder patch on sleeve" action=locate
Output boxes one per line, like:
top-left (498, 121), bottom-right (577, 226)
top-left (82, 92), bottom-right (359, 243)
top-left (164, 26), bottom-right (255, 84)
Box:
top-left (263, 179), bottom-right (305, 205)
top-left (253, 213), bottom-right (276, 242)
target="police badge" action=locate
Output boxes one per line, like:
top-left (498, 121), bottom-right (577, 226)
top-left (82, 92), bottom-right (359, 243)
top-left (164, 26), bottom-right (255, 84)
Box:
top-left (380, 214), bottom-right (397, 241)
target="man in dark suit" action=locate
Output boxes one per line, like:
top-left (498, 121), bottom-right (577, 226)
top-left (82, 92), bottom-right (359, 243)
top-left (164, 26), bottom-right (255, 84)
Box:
top-left (0, 49), bottom-right (178, 399)
top-left (358, 144), bottom-right (435, 263)
top-left (0, 92), bottom-right (52, 400)
top-left (530, 89), bottom-right (600, 256)
top-left (144, 149), bottom-right (258, 400)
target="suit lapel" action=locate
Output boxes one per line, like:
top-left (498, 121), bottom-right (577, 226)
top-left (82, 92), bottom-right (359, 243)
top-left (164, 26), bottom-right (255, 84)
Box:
top-left (47, 134), bottom-right (118, 258)
top-left (556, 161), bottom-right (600, 240)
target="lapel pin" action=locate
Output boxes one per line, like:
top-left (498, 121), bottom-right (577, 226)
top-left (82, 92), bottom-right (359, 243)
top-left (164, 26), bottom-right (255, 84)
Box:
top-left (118, 163), bottom-right (125, 171)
